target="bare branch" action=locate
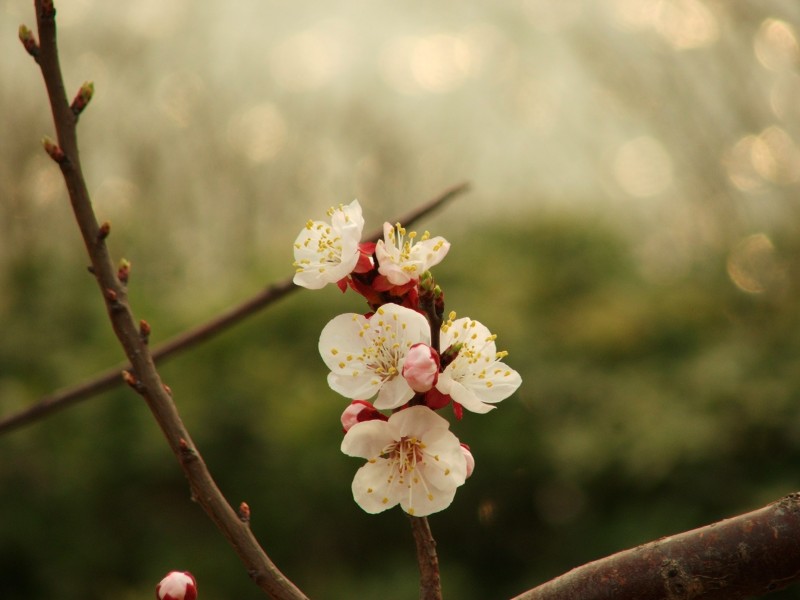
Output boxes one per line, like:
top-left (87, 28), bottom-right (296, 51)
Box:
top-left (409, 515), bottom-right (444, 600)
top-left (28, 1), bottom-right (308, 596)
top-left (511, 493), bottom-right (800, 600)
top-left (0, 182), bottom-right (469, 435)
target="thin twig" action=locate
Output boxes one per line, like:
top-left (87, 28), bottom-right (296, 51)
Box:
top-left (0, 182), bottom-right (470, 435)
top-left (511, 492), bottom-right (800, 600)
top-left (28, 1), bottom-right (308, 597)
top-left (409, 515), bottom-right (443, 600)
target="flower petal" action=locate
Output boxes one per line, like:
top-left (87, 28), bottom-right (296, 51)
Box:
top-left (341, 419), bottom-right (395, 459)
top-left (374, 374), bottom-right (416, 410)
top-left (351, 459), bottom-right (400, 513)
top-left (436, 375), bottom-right (496, 414)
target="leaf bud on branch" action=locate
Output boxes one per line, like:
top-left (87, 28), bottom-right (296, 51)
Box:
top-left (139, 319), bottom-right (151, 344)
top-left (238, 502), bottom-right (251, 523)
top-left (97, 221), bottom-right (111, 241)
top-left (18, 25), bottom-right (39, 60)
top-left (41, 136), bottom-right (65, 163)
top-left (117, 258), bottom-right (131, 285)
top-left (70, 81), bottom-right (94, 118)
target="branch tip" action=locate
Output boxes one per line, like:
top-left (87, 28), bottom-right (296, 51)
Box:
top-left (39, 0), bottom-right (56, 19)
top-left (41, 136), bottom-right (65, 163)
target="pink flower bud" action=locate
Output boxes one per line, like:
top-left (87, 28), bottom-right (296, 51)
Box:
top-left (461, 444), bottom-right (475, 478)
top-left (402, 343), bottom-right (440, 393)
top-left (341, 400), bottom-right (372, 431)
top-left (340, 400), bottom-right (387, 432)
top-left (156, 571), bottom-right (197, 600)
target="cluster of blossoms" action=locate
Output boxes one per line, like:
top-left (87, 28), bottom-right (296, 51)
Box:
top-left (293, 200), bottom-right (521, 517)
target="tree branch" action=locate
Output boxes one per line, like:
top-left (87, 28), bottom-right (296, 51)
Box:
top-left (409, 515), bottom-right (443, 600)
top-left (27, 2), bottom-right (309, 597)
top-left (0, 182), bottom-right (470, 435)
top-left (511, 492), bottom-right (800, 600)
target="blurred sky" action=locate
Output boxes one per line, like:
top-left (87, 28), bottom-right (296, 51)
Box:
top-left (2, 0), bottom-right (800, 309)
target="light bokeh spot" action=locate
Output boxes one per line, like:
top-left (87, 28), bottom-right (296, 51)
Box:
top-left (269, 21), bottom-right (352, 92)
top-left (613, 136), bottom-right (674, 197)
top-left (380, 34), bottom-right (477, 94)
top-left (754, 19), bottom-right (800, 72)
top-left (226, 103), bottom-right (288, 164)
top-left (750, 126), bottom-right (800, 185)
top-left (727, 233), bottom-right (784, 294)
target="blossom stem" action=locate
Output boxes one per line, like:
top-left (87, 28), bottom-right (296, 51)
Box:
top-left (408, 515), bottom-right (443, 600)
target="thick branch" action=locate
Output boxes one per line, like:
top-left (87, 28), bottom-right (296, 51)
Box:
top-left (30, 2), bottom-right (307, 597)
top-left (409, 515), bottom-right (443, 600)
top-left (511, 493), bottom-right (800, 600)
top-left (0, 182), bottom-right (469, 435)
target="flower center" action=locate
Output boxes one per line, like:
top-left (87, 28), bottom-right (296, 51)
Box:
top-left (383, 436), bottom-right (424, 478)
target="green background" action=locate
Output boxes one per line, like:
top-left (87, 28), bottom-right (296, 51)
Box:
top-left (2, 0), bottom-right (800, 598)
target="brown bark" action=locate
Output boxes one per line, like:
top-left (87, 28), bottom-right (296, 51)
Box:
top-left (512, 493), bottom-right (800, 600)
top-left (409, 515), bottom-right (444, 600)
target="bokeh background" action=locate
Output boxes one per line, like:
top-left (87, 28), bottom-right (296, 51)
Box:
top-left (2, 0), bottom-right (800, 598)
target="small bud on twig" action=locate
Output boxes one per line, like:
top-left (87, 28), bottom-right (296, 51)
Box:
top-left (139, 319), bottom-right (151, 344)
top-left (70, 81), bottom-right (94, 118)
top-left (97, 221), bottom-right (111, 241)
top-left (41, 136), bottom-right (65, 163)
top-left (18, 25), bottom-right (39, 59)
top-left (163, 383), bottom-right (172, 396)
top-left (104, 287), bottom-right (118, 303)
top-left (117, 258), bottom-right (131, 285)
top-left (179, 438), bottom-right (197, 464)
top-left (238, 502), bottom-right (251, 523)
top-left (122, 370), bottom-right (144, 393)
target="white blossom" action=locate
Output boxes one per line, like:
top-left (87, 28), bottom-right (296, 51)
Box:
top-left (341, 406), bottom-right (467, 516)
top-left (436, 313), bottom-right (522, 413)
top-left (319, 304), bottom-right (430, 410)
top-left (293, 199), bottom-right (365, 289)
top-left (375, 222), bottom-right (450, 286)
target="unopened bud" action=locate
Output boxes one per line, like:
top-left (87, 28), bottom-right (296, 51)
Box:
top-left (340, 400), bottom-right (385, 432)
top-left (460, 444), bottom-right (475, 478)
top-left (18, 25), bottom-right (38, 58)
top-left (97, 221), bottom-right (111, 241)
top-left (41, 136), bottom-right (65, 163)
top-left (156, 571), bottom-right (197, 600)
top-left (238, 501), bottom-right (251, 523)
top-left (118, 258), bottom-right (131, 284)
top-left (139, 319), bottom-right (151, 344)
top-left (71, 81), bottom-right (94, 117)
top-left (402, 343), bottom-right (440, 393)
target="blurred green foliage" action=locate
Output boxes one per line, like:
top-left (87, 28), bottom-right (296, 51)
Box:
top-left (2, 212), bottom-right (800, 599)
top-left (4, 0), bottom-right (800, 597)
